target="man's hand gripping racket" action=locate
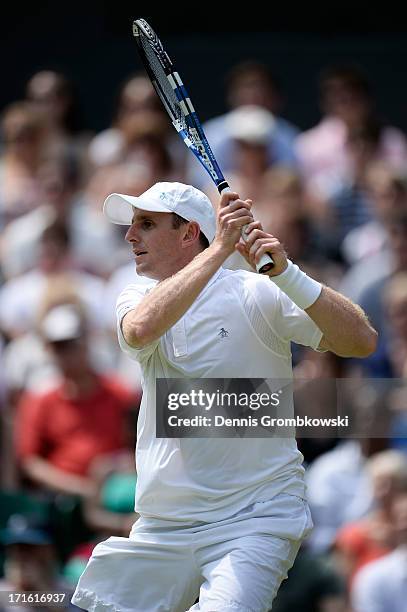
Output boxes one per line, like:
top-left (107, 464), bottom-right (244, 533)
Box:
top-left (132, 18), bottom-right (274, 274)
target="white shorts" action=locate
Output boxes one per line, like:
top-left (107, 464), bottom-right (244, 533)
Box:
top-left (72, 492), bottom-right (312, 612)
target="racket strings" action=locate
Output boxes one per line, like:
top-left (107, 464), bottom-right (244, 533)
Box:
top-left (139, 35), bottom-right (187, 132)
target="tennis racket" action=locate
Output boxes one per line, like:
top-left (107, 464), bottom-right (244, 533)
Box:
top-left (132, 18), bottom-right (274, 273)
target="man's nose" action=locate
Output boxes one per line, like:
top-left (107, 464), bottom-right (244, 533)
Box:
top-left (125, 224), bottom-right (139, 243)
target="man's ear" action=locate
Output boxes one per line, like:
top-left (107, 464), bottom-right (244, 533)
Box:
top-left (181, 221), bottom-right (200, 248)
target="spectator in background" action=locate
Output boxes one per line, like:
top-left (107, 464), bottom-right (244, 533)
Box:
top-left (0, 153), bottom-right (80, 280)
top-left (383, 273), bottom-right (407, 378)
top-left (252, 167), bottom-right (319, 267)
top-left (0, 514), bottom-right (74, 611)
top-left (65, 164), bottom-right (133, 278)
top-left (315, 119), bottom-right (382, 259)
top-left (351, 487), bottom-right (407, 612)
top-left (14, 303), bottom-right (137, 499)
top-left (0, 149), bottom-right (142, 280)
top-left (296, 64), bottom-right (407, 203)
top-left (306, 438), bottom-right (373, 554)
top-left (118, 111), bottom-right (175, 185)
top-left (87, 74), bottom-right (184, 173)
top-left (3, 285), bottom-right (118, 406)
top-left (88, 74), bottom-right (160, 166)
top-left (334, 450), bottom-right (407, 589)
top-left (305, 381), bottom-right (391, 554)
top-left (0, 221), bottom-right (105, 339)
top-left (352, 210), bottom-right (407, 378)
top-left (0, 102), bottom-right (46, 228)
top-left (207, 104), bottom-right (275, 202)
top-left (188, 61), bottom-right (299, 188)
top-left (26, 70), bottom-right (89, 177)
top-left (339, 169), bottom-right (407, 308)
top-left (341, 163), bottom-right (407, 266)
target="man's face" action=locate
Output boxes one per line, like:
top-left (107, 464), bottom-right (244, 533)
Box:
top-left (125, 210), bottom-right (186, 280)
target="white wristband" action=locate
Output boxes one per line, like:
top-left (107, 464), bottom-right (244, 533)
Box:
top-left (270, 260), bottom-right (322, 309)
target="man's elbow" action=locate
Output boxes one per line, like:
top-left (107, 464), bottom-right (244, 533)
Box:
top-left (328, 327), bottom-right (378, 358)
top-left (354, 327), bottom-right (378, 358)
top-left (124, 320), bottom-right (155, 349)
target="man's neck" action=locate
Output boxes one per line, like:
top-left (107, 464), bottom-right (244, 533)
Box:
top-left (156, 247), bottom-right (205, 282)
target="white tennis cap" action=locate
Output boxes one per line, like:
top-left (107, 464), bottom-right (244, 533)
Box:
top-left (103, 182), bottom-right (216, 244)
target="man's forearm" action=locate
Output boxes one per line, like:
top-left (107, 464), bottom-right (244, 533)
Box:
top-left (123, 243), bottom-right (228, 348)
top-left (305, 286), bottom-right (378, 357)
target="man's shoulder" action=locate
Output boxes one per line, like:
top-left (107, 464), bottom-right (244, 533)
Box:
top-left (218, 268), bottom-right (279, 294)
top-left (116, 280), bottom-right (157, 307)
top-left (213, 268), bottom-right (279, 306)
top-left (217, 267), bottom-right (271, 285)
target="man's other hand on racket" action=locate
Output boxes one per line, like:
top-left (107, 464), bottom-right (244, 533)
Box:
top-left (235, 219), bottom-right (288, 277)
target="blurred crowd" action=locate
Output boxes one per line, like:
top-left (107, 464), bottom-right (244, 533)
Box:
top-left (0, 63), bottom-right (406, 611)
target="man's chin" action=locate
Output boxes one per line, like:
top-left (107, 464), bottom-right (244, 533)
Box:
top-left (135, 262), bottom-right (147, 275)
top-left (135, 262), bottom-right (159, 280)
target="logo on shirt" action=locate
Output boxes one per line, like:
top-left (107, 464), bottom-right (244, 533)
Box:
top-left (218, 328), bottom-right (229, 338)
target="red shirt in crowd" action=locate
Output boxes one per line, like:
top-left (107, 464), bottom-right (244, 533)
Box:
top-left (335, 519), bottom-right (393, 586)
top-left (16, 376), bottom-right (138, 476)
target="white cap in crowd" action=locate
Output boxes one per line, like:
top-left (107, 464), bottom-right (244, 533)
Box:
top-left (40, 304), bottom-right (84, 343)
top-left (225, 105), bottom-right (275, 145)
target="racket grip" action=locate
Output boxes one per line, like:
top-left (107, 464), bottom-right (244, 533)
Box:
top-left (241, 225), bottom-right (275, 274)
top-left (218, 184), bottom-right (275, 274)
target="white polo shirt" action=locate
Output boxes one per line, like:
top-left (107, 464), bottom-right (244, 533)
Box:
top-left (117, 267), bottom-right (323, 523)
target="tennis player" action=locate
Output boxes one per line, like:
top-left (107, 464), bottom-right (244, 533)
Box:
top-left (72, 182), bottom-right (377, 611)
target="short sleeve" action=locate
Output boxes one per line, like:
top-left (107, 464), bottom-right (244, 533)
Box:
top-left (116, 283), bottom-right (160, 362)
top-left (273, 287), bottom-right (323, 349)
top-left (243, 274), bottom-right (323, 350)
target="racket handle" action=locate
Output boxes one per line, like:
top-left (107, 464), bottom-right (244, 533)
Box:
top-left (241, 224), bottom-right (275, 274)
top-left (218, 183), bottom-right (275, 274)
